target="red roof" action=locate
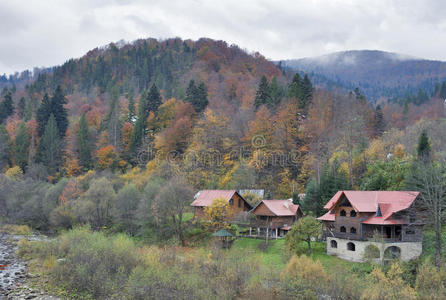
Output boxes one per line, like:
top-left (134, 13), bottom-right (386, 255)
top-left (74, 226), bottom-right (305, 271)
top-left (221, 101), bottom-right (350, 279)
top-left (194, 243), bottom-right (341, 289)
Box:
top-left (320, 191), bottom-right (420, 225)
top-left (190, 190), bottom-right (238, 207)
top-left (317, 210), bottom-right (335, 221)
top-left (253, 199), bottom-right (302, 216)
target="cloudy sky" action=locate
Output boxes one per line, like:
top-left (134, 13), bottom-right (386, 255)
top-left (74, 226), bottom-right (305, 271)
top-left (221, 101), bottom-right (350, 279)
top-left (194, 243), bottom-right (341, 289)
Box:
top-left (1, 0), bottom-right (446, 75)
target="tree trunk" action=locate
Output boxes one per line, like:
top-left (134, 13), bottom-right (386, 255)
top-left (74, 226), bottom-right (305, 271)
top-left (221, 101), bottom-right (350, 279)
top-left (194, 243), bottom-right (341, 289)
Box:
top-left (307, 238), bottom-right (311, 255)
top-left (435, 220), bottom-right (442, 269)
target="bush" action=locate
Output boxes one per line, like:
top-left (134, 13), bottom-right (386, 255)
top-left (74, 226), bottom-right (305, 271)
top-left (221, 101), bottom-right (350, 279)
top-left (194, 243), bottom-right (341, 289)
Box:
top-left (1, 224), bottom-right (32, 235)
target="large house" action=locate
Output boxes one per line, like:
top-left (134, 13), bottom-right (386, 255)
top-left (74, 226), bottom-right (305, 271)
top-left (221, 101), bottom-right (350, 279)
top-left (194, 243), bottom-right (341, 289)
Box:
top-left (250, 199), bottom-right (303, 238)
top-left (318, 191), bottom-right (424, 262)
top-left (191, 190), bottom-right (252, 218)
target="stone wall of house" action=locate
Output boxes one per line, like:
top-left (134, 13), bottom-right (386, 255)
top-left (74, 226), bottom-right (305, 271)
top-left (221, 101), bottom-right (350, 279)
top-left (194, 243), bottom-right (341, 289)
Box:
top-left (326, 237), bottom-right (422, 262)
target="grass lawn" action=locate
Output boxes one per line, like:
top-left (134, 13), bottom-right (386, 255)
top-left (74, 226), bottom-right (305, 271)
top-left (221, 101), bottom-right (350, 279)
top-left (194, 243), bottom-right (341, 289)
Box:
top-left (232, 237), bottom-right (373, 275)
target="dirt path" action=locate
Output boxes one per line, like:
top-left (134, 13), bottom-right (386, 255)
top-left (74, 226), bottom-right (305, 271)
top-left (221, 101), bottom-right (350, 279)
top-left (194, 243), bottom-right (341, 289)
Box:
top-left (0, 233), bottom-right (59, 300)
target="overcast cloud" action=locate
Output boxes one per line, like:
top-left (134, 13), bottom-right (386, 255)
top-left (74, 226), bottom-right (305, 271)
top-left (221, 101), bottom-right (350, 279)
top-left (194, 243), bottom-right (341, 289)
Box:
top-left (1, 0), bottom-right (446, 75)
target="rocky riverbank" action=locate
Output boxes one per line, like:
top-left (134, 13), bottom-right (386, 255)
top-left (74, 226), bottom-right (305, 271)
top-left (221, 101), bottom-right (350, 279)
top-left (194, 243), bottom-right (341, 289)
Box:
top-left (0, 232), bottom-right (59, 300)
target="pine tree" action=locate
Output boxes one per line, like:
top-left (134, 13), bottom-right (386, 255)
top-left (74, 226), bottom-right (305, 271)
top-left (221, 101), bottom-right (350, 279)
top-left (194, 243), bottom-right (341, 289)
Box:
top-left (146, 84), bottom-right (162, 113)
top-left (50, 86), bottom-right (68, 137)
top-left (269, 76), bottom-right (282, 107)
top-left (300, 74), bottom-right (313, 111)
top-left (17, 97), bottom-right (26, 119)
top-left (288, 73), bottom-right (302, 99)
top-left (185, 80), bottom-right (208, 112)
top-left (105, 88), bottom-right (121, 148)
top-left (129, 91), bottom-right (148, 155)
top-left (36, 93), bottom-right (52, 137)
top-left (373, 105), bottom-right (385, 137)
top-left (0, 124), bottom-right (12, 170)
top-left (195, 82), bottom-right (208, 112)
top-left (254, 75), bottom-right (271, 109)
top-left (0, 91), bottom-right (14, 123)
top-left (36, 114), bottom-right (62, 173)
top-left (127, 90), bottom-right (136, 122)
top-left (77, 113), bottom-right (92, 169)
top-left (14, 122), bottom-right (30, 171)
top-left (417, 129), bottom-right (431, 160)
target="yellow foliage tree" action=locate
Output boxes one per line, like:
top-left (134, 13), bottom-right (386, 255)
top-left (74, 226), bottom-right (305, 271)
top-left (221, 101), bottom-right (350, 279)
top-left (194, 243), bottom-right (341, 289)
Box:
top-left (204, 198), bottom-right (232, 231)
top-left (361, 263), bottom-right (417, 300)
top-left (5, 166), bottom-right (23, 180)
top-left (280, 255), bottom-right (329, 299)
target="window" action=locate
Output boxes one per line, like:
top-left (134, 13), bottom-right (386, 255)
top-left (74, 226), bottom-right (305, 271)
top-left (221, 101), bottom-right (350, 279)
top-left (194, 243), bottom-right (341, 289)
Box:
top-left (340, 226), bottom-right (346, 233)
top-left (350, 227), bottom-right (357, 234)
top-left (330, 240), bottom-right (338, 248)
top-left (340, 210), bottom-right (346, 217)
top-left (229, 199), bottom-right (234, 206)
top-left (347, 242), bottom-right (355, 251)
top-left (350, 210), bottom-right (357, 217)
top-left (406, 230), bottom-right (415, 235)
top-left (238, 199), bottom-right (241, 208)
top-left (259, 216), bottom-right (267, 220)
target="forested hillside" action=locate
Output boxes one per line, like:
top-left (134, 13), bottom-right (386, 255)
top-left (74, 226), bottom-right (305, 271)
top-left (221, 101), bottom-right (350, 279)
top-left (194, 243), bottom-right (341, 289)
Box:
top-left (282, 50), bottom-right (446, 101)
top-left (0, 37), bottom-right (445, 231)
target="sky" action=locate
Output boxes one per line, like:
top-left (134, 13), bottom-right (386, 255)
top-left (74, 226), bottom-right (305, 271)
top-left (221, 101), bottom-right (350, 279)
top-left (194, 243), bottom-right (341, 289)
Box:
top-left (1, 0), bottom-right (446, 75)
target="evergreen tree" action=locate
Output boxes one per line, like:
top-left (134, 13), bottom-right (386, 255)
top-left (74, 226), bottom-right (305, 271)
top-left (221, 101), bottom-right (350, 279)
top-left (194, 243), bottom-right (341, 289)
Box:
top-left (105, 87), bottom-right (121, 148)
top-left (36, 114), bottom-right (62, 173)
top-left (0, 91), bottom-right (14, 123)
top-left (0, 124), bottom-right (12, 170)
top-left (36, 93), bottom-right (52, 137)
top-left (77, 113), bottom-right (92, 169)
top-left (303, 162), bottom-right (350, 216)
top-left (254, 75), bottom-right (271, 109)
top-left (14, 122), bottom-right (30, 171)
top-left (50, 86), bottom-right (68, 137)
top-left (300, 74), bottom-right (313, 111)
top-left (127, 90), bottom-right (136, 122)
top-left (269, 76), bottom-right (283, 107)
top-left (18, 97), bottom-right (26, 119)
top-left (147, 84), bottom-right (162, 113)
top-left (185, 80), bottom-right (209, 112)
top-left (417, 129), bottom-right (431, 160)
top-left (195, 82), bottom-right (209, 112)
top-left (288, 73), bottom-right (302, 99)
top-left (129, 91), bottom-right (148, 155)
top-left (373, 105), bottom-right (385, 137)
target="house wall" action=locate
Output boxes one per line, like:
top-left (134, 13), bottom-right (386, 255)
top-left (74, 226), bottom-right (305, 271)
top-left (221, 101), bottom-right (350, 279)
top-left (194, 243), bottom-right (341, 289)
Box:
top-left (229, 193), bottom-right (250, 214)
top-left (326, 237), bottom-right (422, 262)
top-left (332, 205), bottom-right (368, 239)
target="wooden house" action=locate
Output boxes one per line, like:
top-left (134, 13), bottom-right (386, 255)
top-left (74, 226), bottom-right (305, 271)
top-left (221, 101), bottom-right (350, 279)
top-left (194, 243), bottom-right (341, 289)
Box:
top-left (249, 199), bottom-right (304, 238)
top-left (190, 190), bottom-right (252, 218)
top-left (318, 191), bottom-right (424, 262)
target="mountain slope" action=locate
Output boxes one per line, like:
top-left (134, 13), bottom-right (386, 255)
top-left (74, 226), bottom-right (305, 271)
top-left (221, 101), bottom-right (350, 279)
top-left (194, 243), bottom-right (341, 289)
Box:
top-left (27, 37), bottom-right (281, 107)
top-left (282, 50), bottom-right (446, 100)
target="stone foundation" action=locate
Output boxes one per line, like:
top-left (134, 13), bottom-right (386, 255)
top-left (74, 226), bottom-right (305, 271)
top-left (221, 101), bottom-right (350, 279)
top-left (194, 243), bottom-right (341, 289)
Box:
top-left (326, 237), bottom-right (422, 262)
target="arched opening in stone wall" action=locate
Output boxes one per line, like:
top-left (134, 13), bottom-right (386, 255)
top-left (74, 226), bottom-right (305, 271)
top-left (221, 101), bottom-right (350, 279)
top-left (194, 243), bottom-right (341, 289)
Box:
top-left (364, 244), bottom-right (380, 259)
top-left (350, 227), bottom-right (357, 234)
top-left (340, 210), bottom-right (346, 217)
top-left (347, 242), bottom-right (356, 251)
top-left (340, 226), bottom-right (346, 233)
top-left (330, 240), bottom-right (337, 248)
top-left (384, 246), bottom-right (401, 259)
top-left (350, 210), bottom-right (357, 217)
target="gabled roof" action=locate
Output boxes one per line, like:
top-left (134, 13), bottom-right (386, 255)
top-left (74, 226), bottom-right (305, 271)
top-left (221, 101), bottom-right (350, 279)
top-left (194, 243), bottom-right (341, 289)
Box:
top-left (317, 210), bottom-right (335, 221)
top-left (320, 191), bottom-right (420, 225)
top-left (212, 229), bottom-right (234, 237)
top-left (191, 190), bottom-right (239, 207)
top-left (252, 199), bottom-right (302, 216)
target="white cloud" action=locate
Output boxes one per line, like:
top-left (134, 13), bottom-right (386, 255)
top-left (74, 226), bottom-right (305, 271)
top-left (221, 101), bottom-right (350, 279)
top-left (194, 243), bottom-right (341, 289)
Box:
top-left (1, 0), bottom-right (446, 75)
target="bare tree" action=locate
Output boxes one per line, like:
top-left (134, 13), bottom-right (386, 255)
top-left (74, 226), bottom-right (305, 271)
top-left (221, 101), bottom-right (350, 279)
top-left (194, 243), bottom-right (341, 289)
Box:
top-left (153, 176), bottom-right (194, 246)
top-left (408, 160), bottom-right (446, 268)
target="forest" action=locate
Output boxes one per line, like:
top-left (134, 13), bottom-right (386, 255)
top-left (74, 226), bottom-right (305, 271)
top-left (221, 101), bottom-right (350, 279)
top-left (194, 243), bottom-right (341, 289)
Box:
top-left (0, 37), bottom-right (446, 299)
